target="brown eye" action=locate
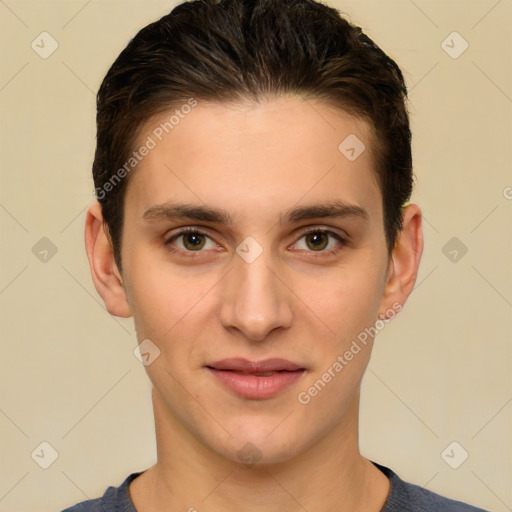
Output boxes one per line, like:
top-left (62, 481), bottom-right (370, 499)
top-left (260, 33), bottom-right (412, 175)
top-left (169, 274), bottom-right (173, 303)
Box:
top-left (292, 229), bottom-right (346, 254)
top-left (164, 229), bottom-right (217, 253)
top-left (182, 232), bottom-right (206, 251)
top-left (305, 231), bottom-right (328, 251)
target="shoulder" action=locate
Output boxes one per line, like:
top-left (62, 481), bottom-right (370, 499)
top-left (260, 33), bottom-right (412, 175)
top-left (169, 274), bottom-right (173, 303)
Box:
top-left (61, 497), bottom-right (103, 512)
top-left (374, 462), bottom-right (491, 512)
top-left (60, 472), bottom-right (143, 512)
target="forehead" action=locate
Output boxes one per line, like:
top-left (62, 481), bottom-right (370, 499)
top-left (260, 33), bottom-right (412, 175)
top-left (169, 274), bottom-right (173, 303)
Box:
top-left (123, 95), bottom-right (382, 225)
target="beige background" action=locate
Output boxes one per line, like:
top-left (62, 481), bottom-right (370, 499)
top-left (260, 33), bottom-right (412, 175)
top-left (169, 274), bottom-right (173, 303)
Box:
top-left (0, 1), bottom-right (511, 511)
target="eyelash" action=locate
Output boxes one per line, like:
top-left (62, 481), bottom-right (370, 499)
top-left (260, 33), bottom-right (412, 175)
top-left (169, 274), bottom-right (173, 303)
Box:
top-left (163, 227), bottom-right (348, 258)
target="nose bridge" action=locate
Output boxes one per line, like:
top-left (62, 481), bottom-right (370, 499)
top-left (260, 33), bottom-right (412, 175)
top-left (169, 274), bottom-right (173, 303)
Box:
top-left (219, 240), bottom-right (292, 341)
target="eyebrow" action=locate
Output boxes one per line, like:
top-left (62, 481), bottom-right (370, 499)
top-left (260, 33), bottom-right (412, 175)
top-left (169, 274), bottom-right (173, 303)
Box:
top-left (142, 200), bottom-right (369, 225)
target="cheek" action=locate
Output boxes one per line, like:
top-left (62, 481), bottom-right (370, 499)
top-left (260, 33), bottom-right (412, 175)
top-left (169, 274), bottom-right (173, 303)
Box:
top-left (312, 263), bottom-right (386, 345)
top-left (125, 249), bottom-right (218, 340)
top-left (295, 272), bottom-right (382, 422)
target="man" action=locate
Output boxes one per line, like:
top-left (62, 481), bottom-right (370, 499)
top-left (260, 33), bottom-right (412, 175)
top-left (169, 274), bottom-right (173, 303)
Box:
top-left (63, 0), bottom-right (490, 510)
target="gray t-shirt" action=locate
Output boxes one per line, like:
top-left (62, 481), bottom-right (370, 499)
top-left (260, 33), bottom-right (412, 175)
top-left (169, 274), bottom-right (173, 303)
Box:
top-left (61, 462), bottom-right (490, 511)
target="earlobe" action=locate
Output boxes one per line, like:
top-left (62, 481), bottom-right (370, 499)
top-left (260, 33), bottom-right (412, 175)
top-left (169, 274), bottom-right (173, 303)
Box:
top-left (84, 202), bottom-right (132, 318)
top-left (379, 204), bottom-right (423, 317)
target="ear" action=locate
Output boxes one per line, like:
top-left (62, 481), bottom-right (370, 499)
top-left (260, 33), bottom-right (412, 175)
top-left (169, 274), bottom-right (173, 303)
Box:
top-left (379, 203), bottom-right (423, 318)
top-left (84, 201), bottom-right (131, 318)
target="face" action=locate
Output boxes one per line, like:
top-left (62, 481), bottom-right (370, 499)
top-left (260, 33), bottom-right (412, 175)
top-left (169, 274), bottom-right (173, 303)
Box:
top-left (117, 95), bottom-right (400, 465)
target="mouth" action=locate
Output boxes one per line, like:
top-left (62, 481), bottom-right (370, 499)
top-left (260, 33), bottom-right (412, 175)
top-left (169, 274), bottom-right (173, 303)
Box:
top-left (205, 358), bottom-right (306, 399)
top-left (206, 357), bottom-right (306, 373)
top-left (214, 370), bottom-right (289, 376)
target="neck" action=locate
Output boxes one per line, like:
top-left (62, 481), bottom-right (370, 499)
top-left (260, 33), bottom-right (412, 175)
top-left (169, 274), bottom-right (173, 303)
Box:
top-left (129, 388), bottom-right (390, 512)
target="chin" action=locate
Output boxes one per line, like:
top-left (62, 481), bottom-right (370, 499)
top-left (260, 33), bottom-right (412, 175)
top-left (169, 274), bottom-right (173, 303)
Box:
top-left (209, 419), bottom-right (309, 467)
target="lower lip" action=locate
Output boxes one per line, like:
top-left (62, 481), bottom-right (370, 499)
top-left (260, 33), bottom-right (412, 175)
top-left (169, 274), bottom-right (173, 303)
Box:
top-left (207, 368), bottom-right (306, 399)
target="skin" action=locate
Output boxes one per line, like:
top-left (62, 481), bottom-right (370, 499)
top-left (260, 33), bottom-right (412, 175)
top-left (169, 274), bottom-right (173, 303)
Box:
top-left (85, 95), bottom-right (423, 512)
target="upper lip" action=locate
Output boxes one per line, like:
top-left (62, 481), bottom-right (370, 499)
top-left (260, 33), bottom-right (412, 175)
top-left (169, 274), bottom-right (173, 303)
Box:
top-left (206, 358), bottom-right (305, 372)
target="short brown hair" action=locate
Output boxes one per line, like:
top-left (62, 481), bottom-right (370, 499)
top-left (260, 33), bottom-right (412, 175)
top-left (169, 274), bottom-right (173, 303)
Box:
top-left (93, 0), bottom-right (413, 272)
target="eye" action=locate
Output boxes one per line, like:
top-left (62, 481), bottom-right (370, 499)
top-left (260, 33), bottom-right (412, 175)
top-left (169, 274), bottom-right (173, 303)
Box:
top-left (291, 229), bottom-right (346, 254)
top-left (164, 227), bottom-right (347, 257)
top-left (164, 228), bottom-right (217, 253)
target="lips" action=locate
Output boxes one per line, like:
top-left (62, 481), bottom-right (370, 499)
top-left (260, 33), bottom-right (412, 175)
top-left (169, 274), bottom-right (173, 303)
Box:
top-left (205, 358), bottom-right (306, 399)
top-left (206, 358), bottom-right (305, 373)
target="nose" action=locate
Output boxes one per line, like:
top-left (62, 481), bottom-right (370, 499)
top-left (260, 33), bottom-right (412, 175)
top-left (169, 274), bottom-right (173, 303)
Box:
top-left (219, 246), bottom-right (293, 342)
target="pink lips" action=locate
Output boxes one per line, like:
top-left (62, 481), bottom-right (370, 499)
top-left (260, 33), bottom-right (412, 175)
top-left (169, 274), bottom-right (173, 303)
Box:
top-left (206, 358), bottom-right (306, 399)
